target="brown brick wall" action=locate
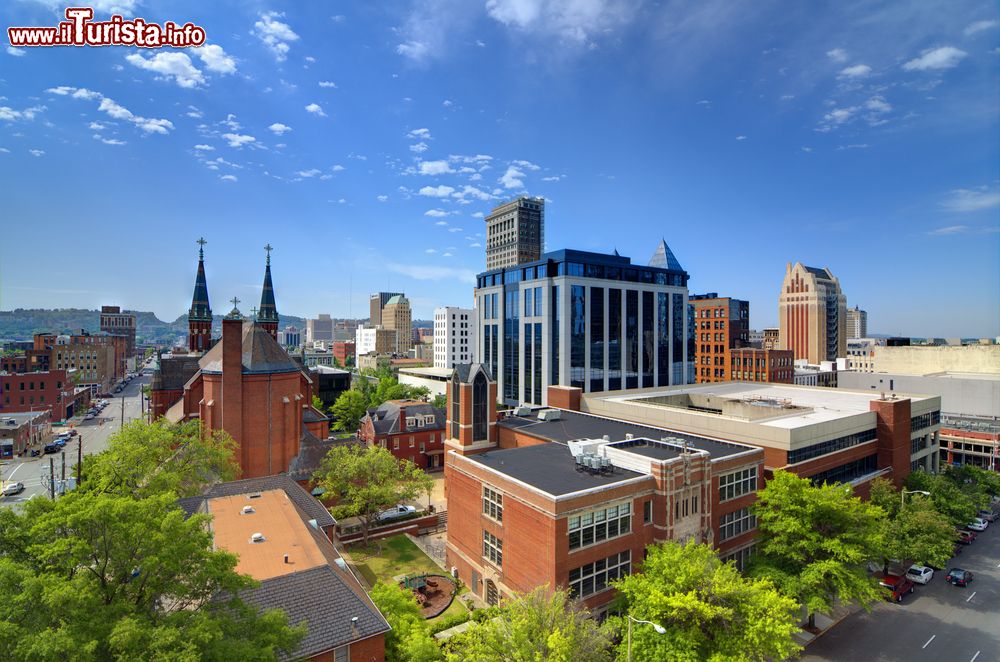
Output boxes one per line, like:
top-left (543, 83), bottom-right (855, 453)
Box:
top-left (871, 397), bottom-right (912, 488)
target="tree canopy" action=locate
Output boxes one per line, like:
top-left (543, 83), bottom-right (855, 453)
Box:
top-left (904, 467), bottom-right (984, 526)
top-left (369, 582), bottom-right (441, 662)
top-left (869, 477), bottom-right (956, 571)
top-left (313, 444), bottom-right (432, 544)
top-left (750, 470), bottom-right (884, 628)
top-left (0, 491), bottom-right (303, 661)
top-left (80, 419), bottom-right (239, 498)
top-left (329, 372), bottom-right (432, 432)
top-left (443, 587), bottom-right (611, 662)
top-left (611, 540), bottom-right (801, 661)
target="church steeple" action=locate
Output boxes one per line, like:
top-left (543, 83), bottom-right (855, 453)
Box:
top-left (257, 243), bottom-right (279, 340)
top-left (188, 237), bottom-right (214, 353)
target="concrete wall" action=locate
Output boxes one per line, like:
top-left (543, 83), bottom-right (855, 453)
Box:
top-left (837, 372), bottom-right (1000, 418)
top-left (873, 345), bottom-right (1000, 375)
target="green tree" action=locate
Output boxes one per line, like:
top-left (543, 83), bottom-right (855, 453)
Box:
top-left (369, 582), bottom-right (441, 662)
top-left (610, 540), bottom-right (800, 661)
top-left (904, 469), bottom-right (980, 526)
top-left (330, 389), bottom-right (370, 432)
top-left (432, 394), bottom-right (447, 409)
top-left (444, 587), bottom-right (610, 662)
top-left (81, 419), bottom-right (239, 498)
top-left (313, 445), bottom-right (433, 545)
top-left (750, 470), bottom-right (884, 629)
top-left (869, 477), bottom-right (956, 572)
top-left (0, 491), bottom-right (303, 661)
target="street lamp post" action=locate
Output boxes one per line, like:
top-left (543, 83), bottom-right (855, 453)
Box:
top-left (627, 615), bottom-right (666, 662)
top-left (901, 489), bottom-right (931, 507)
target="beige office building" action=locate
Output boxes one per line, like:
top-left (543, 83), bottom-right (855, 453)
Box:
top-left (778, 263), bottom-right (847, 364)
top-left (485, 196), bottom-right (544, 270)
top-left (382, 295), bottom-right (412, 354)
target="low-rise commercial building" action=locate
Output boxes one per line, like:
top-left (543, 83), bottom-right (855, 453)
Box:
top-left (940, 415), bottom-right (999, 471)
top-left (729, 348), bottom-right (794, 383)
top-left (0, 410), bottom-right (52, 458)
top-left (359, 399), bottom-right (446, 470)
top-left (0, 369), bottom-right (77, 421)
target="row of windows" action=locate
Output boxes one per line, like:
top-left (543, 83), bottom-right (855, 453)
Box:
top-left (786, 428), bottom-right (877, 465)
top-left (477, 262), bottom-right (687, 289)
top-left (911, 436), bottom-right (929, 454)
top-left (483, 531), bottom-right (502, 567)
top-left (483, 486), bottom-right (503, 522)
top-left (719, 467), bottom-right (758, 502)
top-left (719, 508), bottom-right (756, 542)
top-left (721, 544), bottom-right (756, 572)
top-left (911, 411), bottom-right (941, 431)
top-left (809, 453), bottom-right (878, 486)
top-left (568, 502), bottom-right (632, 551)
top-left (674, 493), bottom-right (699, 519)
top-left (568, 550), bottom-right (632, 599)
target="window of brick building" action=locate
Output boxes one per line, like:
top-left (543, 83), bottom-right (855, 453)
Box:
top-left (568, 502), bottom-right (631, 551)
top-left (483, 531), bottom-right (502, 566)
top-left (568, 550), bottom-right (631, 599)
top-left (643, 500), bottom-right (652, 524)
top-left (483, 486), bottom-right (503, 522)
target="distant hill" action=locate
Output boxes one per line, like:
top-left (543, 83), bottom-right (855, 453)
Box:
top-left (0, 309), bottom-right (306, 344)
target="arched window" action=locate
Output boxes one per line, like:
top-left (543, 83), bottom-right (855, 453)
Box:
top-left (473, 372), bottom-right (488, 442)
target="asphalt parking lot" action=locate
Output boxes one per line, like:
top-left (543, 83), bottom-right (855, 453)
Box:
top-left (802, 517), bottom-right (1000, 662)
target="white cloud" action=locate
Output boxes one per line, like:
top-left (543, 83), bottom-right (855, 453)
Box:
top-left (222, 133), bottom-right (256, 148)
top-left (47, 86), bottom-right (173, 134)
top-left (838, 64), bottom-right (871, 78)
top-left (425, 248), bottom-right (437, 254)
top-left (0, 147), bottom-right (10, 153)
top-left (268, 122), bottom-right (292, 135)
top-left (511, 159), bottom-right (541, 171)
top-left (28, 149), bottom-right (45, 157)
top-left (94, 135), bottom-right (126, 146)
top-left (0, 104), bottom-right (45, 121)
top-left (186, 105), bottom-right (203, 119)
top-left (826, 48), bottom-right (848, 63)
top-left (499, 165), bottom-right (525, 189)
top-left (964, 20), bottom-right (998, 36)
top-left (903, 46), bottom-right (967, 71)
top-left (318, 81), bottom-right (338, 88)
top-left (89, 121), bottom-right (106, 130)
top-left (377, 195), bottom-right (389, 202)
top-left (801, 146), bottom-right (813, 153)
top-left (419, 160), bottom-right (454, 175)
top-left (305, 56), bottom-right (316, 63)
top-left (331, 165), bottom-right (346, 172)
top-left (940, 188), bottom-right (1000, 213)
top-left (865, 96), bottom-right (892, 114)
top-left (305, 102), bottom-right (326, 116)
top-left (735, 135), bottom-right (747, 141)
top-left (254, 11), bottom-right (299, 61)
top-left (541, 175), bottom-right (562, 181)
top-left (419, 185), bottom-right (456, 197)
top-left (194, 44), bottom-right (237, 74)
top-left (448, 227), bottom-right (463, 233)
top-left (194, 144), bottom-right (215, 151)
top-left (442, 252), bottom-right (453, 257)
top-left (386, 262), bottom-right (476, 284)
top-left (297, 168), bottom-right (322, 178)
top-left (454, 185), bottom-right (493, 201)
top-left (7, 47), bottom-right (26, 57)
top-left (835, 143), bottom-right (869, 150)
top-left (410, 142), bottom-right (428, 153)
top-left (407, 128), bottom-right (432, 140)
top-left (425, 209), bottom-right (451, 217)
top-left (486, 0), bottom-right (638, 45)
top-left (397, 41), bottom-right (431, 61)
top-left (471, 212), bottom-right (484, 218)
top-left (823, 107), bottom-right (856, 125)
top-left (469, 242), bottom-right (482, 247)
top-left (220, 174), bottom-right (238, 182)
top-left (435, 220), bottom-right (449, 226)
top-left (126, 52), bottom-right (205, 88)
top-left (443, 99), bottom-right (454, 107)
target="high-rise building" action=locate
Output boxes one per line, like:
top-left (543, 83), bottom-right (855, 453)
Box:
top-left (382, 295), bottom-right (412, 354)
top-left (369, 292), bottom-right (403, 327)
top-left (305, 314), bottom-right (334, 344)
top-left (99, 305), bottom-right (136, 360)
top-left (485, 196), bottom-right (545, 270)
top-left (355, 327), bottom-right (397, 356)
top-left (256, 244), bottom-right (279, 341)
top-left (689, 294), bottom-right (749, 383)
top-left (433, 307), bottom-right (477, 369)
top-left (778, 263), bottom-right (847, 364)
top-left (847, 306), bottom-right (868, 339)
top-left (188, 238), bottom-right (213, 354)
top-left (277, 325), bottom-right (301, 348)
top-left (475, 242), bottom-right (690, 407)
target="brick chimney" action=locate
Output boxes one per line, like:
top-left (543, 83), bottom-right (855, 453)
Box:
top-left (221, 318), bottom-right (244, 458)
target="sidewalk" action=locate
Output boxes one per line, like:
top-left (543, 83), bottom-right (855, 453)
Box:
top-left (792, 602), bottom-right (861, 647)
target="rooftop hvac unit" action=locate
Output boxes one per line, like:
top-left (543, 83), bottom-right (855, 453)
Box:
top-left (250, 532), bottom-right (265, 543)
top-left (514, 405), bottom-right (532, 416)
top-left (241, 505), bottom-right (255, 515)
top-left (625, 433), bottom-right (633, 440)
top-left (538, 409), bottom-right (562, 421)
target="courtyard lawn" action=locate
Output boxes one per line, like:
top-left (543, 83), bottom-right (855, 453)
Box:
top-left (347, 534), bottom-right (467, 621)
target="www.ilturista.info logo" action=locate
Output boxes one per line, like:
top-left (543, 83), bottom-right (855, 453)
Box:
top-left (7, 7), bottom-right (206, 48)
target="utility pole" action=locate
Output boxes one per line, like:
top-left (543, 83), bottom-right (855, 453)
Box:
top-left (61, 451), bottom-right (66, 482)
top-left (77, 434), bottom-right (82, 486)
top-left (120, 394), bottom-right (125, 430)
top-left (49, 457), bottom-right (55, 499)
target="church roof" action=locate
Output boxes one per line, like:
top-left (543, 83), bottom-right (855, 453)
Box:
top-left (189, 243), bottom-right (212, 322)
top-left (648, 239), bottom-right (684, 272)
top-left (258, 249), bottom-right (279, 324)
top-left (199, 322), bottom-right (301, 375)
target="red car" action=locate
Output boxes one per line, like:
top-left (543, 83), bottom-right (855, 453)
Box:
top-left (957, 530), bottom-right (977, 544)
top-left (878, 574), bottom-right (915, 603)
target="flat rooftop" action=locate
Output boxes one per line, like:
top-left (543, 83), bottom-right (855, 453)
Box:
top-left (207, 489), bottom-right (328, 580)
top-left (498, 408), bottom-right (751, 458)
top-left (599, 382), bottom-right (938, 429)
top-left (467, 443), bottom-right (646, 497)
top-left (398, 366), bottom-right (454, 379)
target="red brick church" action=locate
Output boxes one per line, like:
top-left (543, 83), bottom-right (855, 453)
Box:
top-left (150, 240), bottom-right (330, 480)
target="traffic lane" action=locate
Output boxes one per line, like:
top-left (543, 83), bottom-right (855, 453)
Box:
top-left (802, 523), bottom-right (1000, 662)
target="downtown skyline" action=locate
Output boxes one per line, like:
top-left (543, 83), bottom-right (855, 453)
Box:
top-left (0, 1), bottom-right (998, 337)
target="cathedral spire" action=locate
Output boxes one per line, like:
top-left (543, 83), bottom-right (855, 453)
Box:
top-left (188, 237), bottom-right (213, 352)
top-left (257, 243), bottom-right (279, 340)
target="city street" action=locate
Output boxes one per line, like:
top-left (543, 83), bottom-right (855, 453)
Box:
top-left (803, 520), bottom-right (1000, 662)
top-left (0, 373), bottom-right (149, 507)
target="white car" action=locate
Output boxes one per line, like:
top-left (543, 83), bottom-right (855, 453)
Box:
top-left (377, 504), bottom-right (417, 522)
top-left (2, 482), bottom-right (25, 496)
top-left (967, 518), bottom-right (988, 532)
top-left (906, 564), bottom-right (934, 585)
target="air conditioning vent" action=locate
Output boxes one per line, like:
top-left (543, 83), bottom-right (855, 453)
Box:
top-left (250, 532), bottom-right (265, 543)
top-left (242, 505), bottom-right (255, 515)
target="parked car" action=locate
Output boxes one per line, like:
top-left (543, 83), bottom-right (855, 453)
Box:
top-left (53, 439), bottom-right (67, 448)
top-left (978, 510), bottom-right (997, 523)
top-left (906, 565), bottom-right (934, 585)
top-left (2, 482), bottom-right (25, 496)
top-left (43, 443), bottom-right (59, 454)
top-left (945, 568), bottom-right (974, 587)
top-left (64, 429), bottom-right (78, 437)
top-left (84, 413), bottom-right (95, 421)
top-left (878, 574), bottom-right (915, 603)
top-left (957, 530), bottom-right (976, 544)
top-left (377, 504), bottom-right (417, 522)
top-left (967, 518), bottom-right (988, 532)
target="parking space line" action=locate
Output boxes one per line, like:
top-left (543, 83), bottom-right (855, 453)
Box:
top-left (970, 651), bottom-right (980, 662)
top-left (6, 463), bottom-right (24, 479)
top-left (966, 591), bottom-right (976, 603)
top-left (922, 635), bottom-right (935, 649)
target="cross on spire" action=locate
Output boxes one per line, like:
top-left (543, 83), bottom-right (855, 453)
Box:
top-left (264, 243), bottom-right (273, 266)
top-left (250, 306), bottom-right (259, 318)
top-left (197, 237), bottom-right (207, 260)
top-left (230, 296), bottom-right (240, 308)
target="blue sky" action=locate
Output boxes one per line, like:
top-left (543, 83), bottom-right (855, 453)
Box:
top-left (1, 0), bottom-right (998, 337)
